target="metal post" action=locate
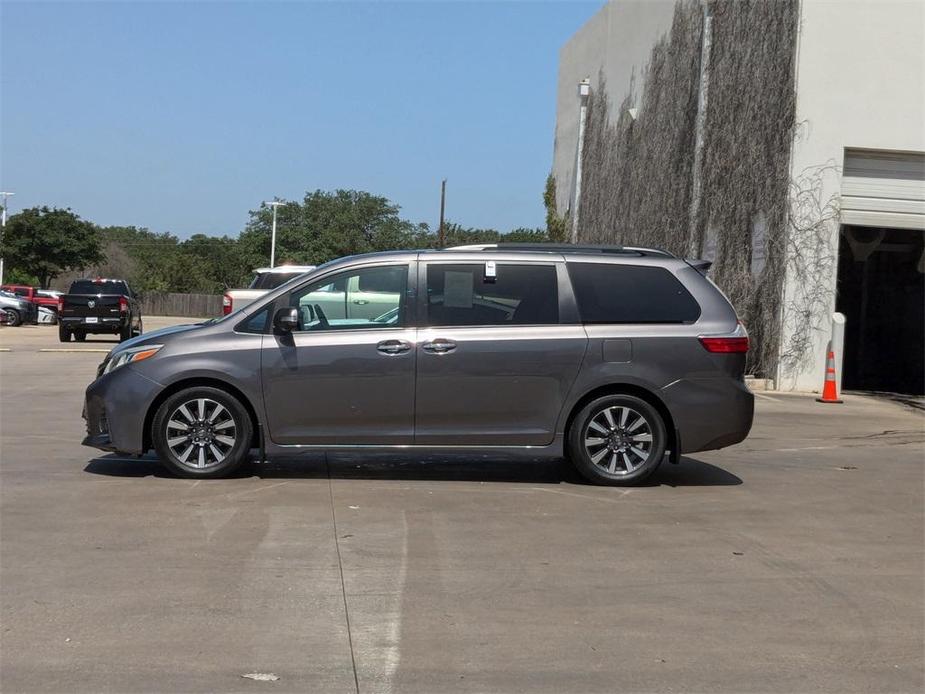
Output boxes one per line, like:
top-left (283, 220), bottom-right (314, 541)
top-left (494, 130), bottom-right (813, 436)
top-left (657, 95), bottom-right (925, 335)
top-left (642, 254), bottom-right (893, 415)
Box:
top-left (687, 1), bottom-right (713, 257)
top-left (831, 312), bottom-right (847, 395)
top-left (438, 179), bottom-right (446, 248)
top-left (570, 79), bottom-right (591, 243)
top-left (0, 191), bottom-right (14, 286)
top-left (263, 200), bottom-right (282, 268)
top-left (270, 204), bottom-right (278, 269)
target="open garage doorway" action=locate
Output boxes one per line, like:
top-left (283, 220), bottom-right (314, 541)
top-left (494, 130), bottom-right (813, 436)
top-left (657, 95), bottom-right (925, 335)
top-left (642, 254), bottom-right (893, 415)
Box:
top-left (836, 226), bottom-right (924, 394)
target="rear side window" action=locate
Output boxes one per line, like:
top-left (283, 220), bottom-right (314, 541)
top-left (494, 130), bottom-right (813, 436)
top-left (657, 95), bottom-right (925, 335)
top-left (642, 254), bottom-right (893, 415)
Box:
top-left (567, 263), bottom-right (700, 324)
top-left (68, 280), bottom-right (129, 295)
top-left (425, 264), bottom-right (558, 326)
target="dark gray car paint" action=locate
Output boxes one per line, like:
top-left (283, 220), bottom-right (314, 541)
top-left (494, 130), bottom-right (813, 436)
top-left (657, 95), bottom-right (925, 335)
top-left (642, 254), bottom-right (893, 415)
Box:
top-left (82, 249), bottom-right (754, 461)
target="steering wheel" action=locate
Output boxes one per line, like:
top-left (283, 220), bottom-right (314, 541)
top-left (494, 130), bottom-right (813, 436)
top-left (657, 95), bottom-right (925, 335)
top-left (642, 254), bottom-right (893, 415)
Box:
top-left (312, 303), bottom-right (330, 329)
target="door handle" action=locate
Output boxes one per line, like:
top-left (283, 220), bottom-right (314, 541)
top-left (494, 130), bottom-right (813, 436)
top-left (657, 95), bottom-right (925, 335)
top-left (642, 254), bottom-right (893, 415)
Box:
top-left (376, 339), bottom-right (411, 355)
top-left (421, 338), bottom-right (457, 354)
top-left (353, 299), bottom-right (369, 305)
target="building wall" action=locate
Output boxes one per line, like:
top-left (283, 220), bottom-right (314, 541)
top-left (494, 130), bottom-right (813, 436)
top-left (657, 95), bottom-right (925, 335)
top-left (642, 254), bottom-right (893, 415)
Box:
top-left (779, 0), bottom-right (925, 390)
top-left (552, 0), bottom-right (677, 214)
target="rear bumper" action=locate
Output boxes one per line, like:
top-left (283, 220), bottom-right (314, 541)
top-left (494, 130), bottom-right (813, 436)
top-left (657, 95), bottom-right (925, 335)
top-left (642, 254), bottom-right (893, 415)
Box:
top-left (661, 377), bottom-right (754, 454)
top-left (61, 316), bottom-right (126, 333)
top-left (82, 366), bottom-right (163, 455)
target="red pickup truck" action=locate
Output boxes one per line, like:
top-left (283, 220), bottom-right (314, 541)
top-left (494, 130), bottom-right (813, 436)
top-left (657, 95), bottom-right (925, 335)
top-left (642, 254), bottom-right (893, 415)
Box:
top-left (0, 285), bottom-right (63, 314)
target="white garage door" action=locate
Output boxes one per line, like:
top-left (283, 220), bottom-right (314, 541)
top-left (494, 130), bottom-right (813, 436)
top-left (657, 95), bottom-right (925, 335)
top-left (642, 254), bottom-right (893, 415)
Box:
top-left (841, 149), bottom-right (925, 230)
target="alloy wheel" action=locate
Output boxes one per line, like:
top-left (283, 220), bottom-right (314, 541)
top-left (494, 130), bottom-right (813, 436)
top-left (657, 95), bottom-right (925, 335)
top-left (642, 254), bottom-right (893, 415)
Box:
top-left (165, 398), bottom-right (237, 470)
top-left (583, 405), bottom-right (654, 475)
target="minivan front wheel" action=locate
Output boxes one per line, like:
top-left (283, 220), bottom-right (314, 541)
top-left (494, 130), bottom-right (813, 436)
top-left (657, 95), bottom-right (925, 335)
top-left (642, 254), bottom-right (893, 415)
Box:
top-left (568, 394), bottom-right (666, 486)
top-left (152, 387), bottom-right (253, 478)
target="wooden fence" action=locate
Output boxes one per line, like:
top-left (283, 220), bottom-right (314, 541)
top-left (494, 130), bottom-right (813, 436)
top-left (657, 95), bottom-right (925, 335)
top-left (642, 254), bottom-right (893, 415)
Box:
top-left (140, 292), bottom-right (222, 318)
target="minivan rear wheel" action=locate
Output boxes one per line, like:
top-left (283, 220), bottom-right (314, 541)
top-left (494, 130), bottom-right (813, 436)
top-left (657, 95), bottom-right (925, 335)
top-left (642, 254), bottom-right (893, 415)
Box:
top-left (567, 394), bottom-right (666, 486)
top-left (152, 387), bottom-right (253, 478)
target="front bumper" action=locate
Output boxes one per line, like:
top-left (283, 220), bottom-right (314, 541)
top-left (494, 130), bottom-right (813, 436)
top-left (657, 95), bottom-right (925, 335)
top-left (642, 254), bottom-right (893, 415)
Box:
top-left (82, 365), bottom-right (164, 455)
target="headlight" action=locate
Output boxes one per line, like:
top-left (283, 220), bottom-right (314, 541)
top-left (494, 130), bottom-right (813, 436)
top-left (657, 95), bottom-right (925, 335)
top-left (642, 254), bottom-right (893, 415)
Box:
top-left (103, 344), bottom-right (163, 374)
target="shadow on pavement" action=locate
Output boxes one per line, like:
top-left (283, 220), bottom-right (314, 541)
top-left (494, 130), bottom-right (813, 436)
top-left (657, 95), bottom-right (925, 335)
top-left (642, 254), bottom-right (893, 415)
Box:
top-left (84, 454), bottom-right (742, 487)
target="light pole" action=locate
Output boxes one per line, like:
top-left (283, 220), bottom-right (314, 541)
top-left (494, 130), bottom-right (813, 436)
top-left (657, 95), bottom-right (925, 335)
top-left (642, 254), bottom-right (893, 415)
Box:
top-left (570, 79), bottom-right (590, 243)
top-left (0, 191), bottom-right (15, 286)
top-left (262, 200), bottom-right (283, 268)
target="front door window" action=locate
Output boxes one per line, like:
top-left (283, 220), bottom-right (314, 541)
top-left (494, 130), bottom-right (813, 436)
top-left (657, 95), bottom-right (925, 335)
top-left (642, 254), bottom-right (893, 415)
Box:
top-left (289, 265), bottom-right (407, 331)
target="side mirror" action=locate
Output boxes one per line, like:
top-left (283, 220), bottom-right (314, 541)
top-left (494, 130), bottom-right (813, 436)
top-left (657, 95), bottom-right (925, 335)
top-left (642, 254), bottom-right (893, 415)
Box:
top-left (273, 307), bottom-right (299, 332)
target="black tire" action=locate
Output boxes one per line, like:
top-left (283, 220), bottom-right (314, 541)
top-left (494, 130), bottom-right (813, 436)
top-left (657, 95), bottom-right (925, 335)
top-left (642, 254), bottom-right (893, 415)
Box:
top-left (133, 320), bottom-right (143, 337)
top-left (152, 386), bottom-right (253, 478)
top-left (58, 324), bottom-right (71, 342)
top-left (4, 309), bottom-right (21, 327)
top-left (119, 322), bottom-right (132, 342)
top-left (567, 394), bottom-right (667, 486)
top-left (74, 331), bottom-right (87, 342)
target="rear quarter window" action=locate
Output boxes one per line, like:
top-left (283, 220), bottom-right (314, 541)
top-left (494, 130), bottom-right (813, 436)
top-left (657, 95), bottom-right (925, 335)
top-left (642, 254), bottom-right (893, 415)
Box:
top-left (567, 262), bottom-right (701, 324)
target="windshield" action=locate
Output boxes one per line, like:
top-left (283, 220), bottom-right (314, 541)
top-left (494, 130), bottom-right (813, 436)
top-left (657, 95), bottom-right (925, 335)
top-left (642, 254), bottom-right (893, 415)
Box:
top-left (69, 280), bottom-right (129, 295)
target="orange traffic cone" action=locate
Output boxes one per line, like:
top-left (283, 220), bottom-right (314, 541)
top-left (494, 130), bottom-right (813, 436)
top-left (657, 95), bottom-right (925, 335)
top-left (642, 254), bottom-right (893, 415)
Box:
top-left (816, 340), bottom-right (843, 404)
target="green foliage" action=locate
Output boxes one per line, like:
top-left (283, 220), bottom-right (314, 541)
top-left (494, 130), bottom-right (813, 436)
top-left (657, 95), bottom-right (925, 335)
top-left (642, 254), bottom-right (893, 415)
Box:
top-left (422, 223), bottom-right (549, 248)
top-left (2, 267), bottom-right (39, 286)
top-left (238, 190), bottom-right (426, 266)
top-left (506, 227), bottom-right (551, 243)
top-left (543, 174), bottom-right (568, 243)
top-left (9, 189), bottom-right (550, 294)
top-left (0, 207), bottom-right (103, 288)
top-left (238, 189), bottom-right (548, 263)
top-left (97, 226), bottom-right (255, 294)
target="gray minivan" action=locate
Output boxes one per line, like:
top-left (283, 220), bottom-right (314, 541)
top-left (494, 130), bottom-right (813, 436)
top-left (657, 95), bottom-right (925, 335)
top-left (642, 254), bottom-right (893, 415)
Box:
top-left (83, 244), bottom-right (753, 485)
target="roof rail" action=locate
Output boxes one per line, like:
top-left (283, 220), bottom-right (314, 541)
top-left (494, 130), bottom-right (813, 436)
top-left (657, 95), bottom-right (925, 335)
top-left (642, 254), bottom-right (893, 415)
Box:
top-left (444, 243), bottom-right (675, 258)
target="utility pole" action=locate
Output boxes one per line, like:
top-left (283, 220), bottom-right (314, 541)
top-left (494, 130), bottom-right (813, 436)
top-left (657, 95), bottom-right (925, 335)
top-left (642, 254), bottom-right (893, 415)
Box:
top-left (438, 179), bottom-right (447, 248)
top-left (262, 200), bottom-right (283, 268)
top-left (0, 191), bottom-right (15, 286)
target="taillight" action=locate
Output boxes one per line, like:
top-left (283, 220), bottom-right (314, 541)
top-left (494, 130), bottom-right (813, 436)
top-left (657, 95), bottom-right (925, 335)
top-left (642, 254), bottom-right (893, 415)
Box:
top-left (57, 297), bottom-right (65, 313)
top-left (222, 293), bottom-right (232, 315)
top-left (699, 321), bottom-right (749, 353)
top-left (118, 297), bottom-right (129, 314)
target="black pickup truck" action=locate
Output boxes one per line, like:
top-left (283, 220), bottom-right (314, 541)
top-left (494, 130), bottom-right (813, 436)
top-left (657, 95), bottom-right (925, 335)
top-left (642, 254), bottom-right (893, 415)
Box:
top-left (58, 278), bottom-right (143, 342)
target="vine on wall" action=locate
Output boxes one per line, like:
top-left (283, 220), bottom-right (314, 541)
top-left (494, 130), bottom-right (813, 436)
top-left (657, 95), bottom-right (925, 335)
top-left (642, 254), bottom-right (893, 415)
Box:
top-left (575, 0), bottom-right (799, 378)
top-left (777, 163), bottom-right (840, 379)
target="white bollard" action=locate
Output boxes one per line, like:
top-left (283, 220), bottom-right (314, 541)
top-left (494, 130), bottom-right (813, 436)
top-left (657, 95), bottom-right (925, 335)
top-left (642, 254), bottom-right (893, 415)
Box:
top-left (831, 312), bottom-right (847, 395)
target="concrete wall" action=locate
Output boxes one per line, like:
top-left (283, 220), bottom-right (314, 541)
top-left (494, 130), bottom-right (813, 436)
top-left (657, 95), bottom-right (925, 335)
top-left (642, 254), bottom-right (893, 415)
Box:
top-left (779, 0), bottom-right (925, 390)
top-left (552, 0), bottom-right (677, 214)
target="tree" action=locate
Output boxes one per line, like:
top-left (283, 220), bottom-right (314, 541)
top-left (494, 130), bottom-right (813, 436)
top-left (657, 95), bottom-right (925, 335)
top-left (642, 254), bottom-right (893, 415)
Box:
top-left (506, 227), bottom-right (550, 243)
top-left (544, 174), bottom-right (568, 243)
top-left (0, 207), bottom-right (103, 288)
top-left (238, 190), bottom-right (425, 266)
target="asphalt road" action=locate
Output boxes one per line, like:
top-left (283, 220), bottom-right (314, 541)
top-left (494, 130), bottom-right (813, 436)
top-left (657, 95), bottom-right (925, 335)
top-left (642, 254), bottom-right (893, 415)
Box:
top-left (1, 320), bottom-right (923, 693)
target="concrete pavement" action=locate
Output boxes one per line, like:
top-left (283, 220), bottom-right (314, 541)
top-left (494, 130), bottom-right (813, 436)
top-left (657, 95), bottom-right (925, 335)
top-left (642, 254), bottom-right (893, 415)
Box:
top-left (1, 320), bottom-right (922, 692)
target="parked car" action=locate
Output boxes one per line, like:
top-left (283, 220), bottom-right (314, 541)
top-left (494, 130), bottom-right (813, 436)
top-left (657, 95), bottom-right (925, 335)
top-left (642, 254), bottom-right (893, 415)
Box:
top-left (0, 285), bottom-right (62, 316)
top-left (82, 244), bottom-right (753, 484)
top-left (37, 306), bottom-right (57, 324)
top-left (222, 265), bottom-right (315, 315)
top-left (0, 290), bottom-right (38, 326)
top-left (59, 278), bottom-right (142, 342)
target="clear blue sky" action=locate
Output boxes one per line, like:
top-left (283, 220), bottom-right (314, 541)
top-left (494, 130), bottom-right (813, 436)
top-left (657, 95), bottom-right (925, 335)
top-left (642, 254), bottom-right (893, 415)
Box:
top-left (1, 0), bottom-right (600, 238)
